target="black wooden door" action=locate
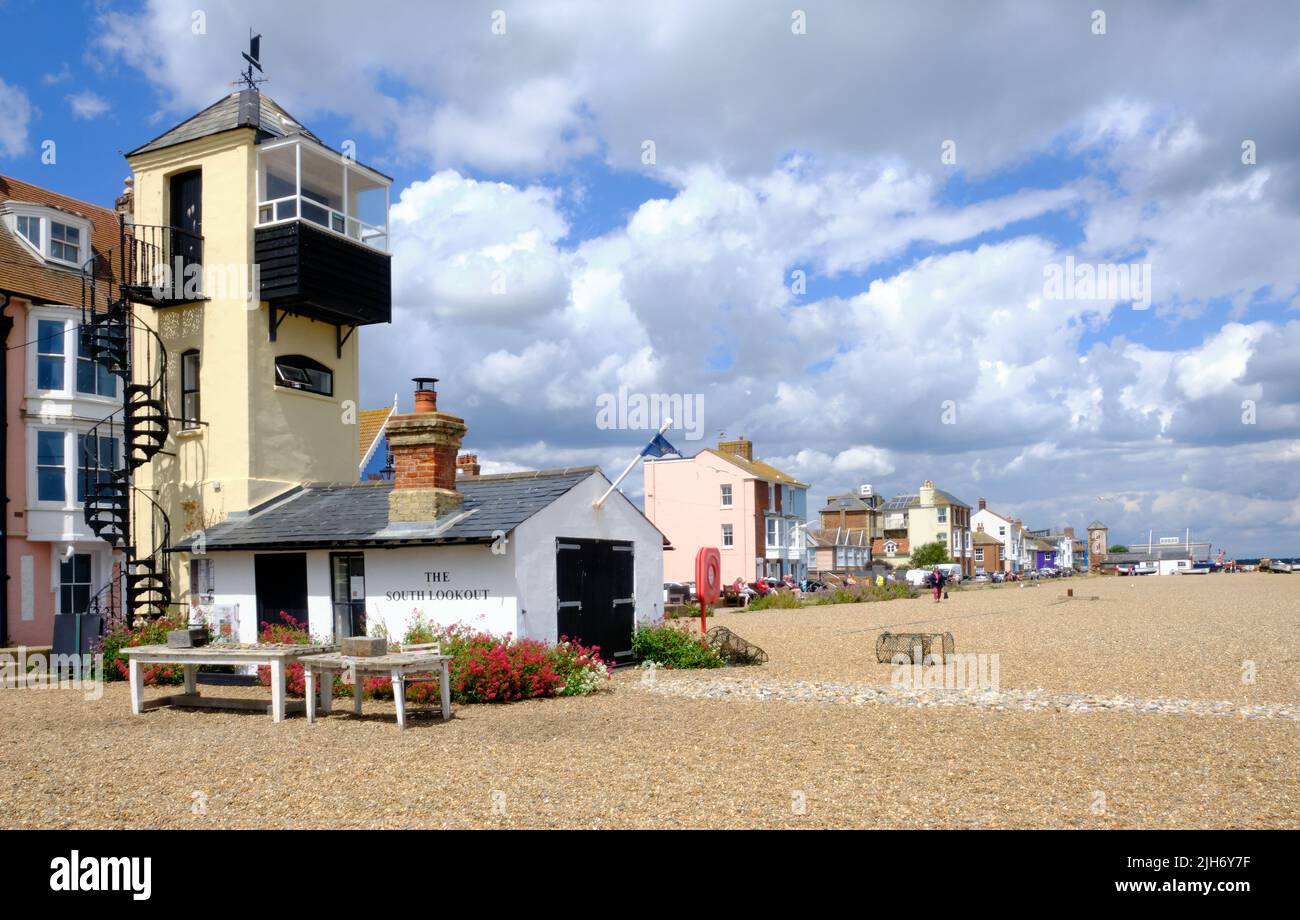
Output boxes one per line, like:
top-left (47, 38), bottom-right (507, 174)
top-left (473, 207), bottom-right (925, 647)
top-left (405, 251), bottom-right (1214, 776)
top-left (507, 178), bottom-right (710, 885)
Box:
top-left (254, 553), bottom-right (309, 633)
top-left (169, 169), bottom-right (202, 271)
top-left (555, 539), bottom-right (635, 663)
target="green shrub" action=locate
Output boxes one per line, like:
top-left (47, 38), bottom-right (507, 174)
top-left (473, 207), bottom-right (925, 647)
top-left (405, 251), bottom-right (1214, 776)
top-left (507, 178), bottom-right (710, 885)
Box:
top-left (805, 582), bottom-right (916, 606)
top-left (632, 623), bottom-right (723, 669)
top-left (743, 589), bottom-right (802, 610)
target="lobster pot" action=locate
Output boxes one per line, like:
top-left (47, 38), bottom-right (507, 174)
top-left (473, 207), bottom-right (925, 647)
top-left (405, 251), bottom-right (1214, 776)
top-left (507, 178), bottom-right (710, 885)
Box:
top-left (876, 631), bottom-right (955, 664)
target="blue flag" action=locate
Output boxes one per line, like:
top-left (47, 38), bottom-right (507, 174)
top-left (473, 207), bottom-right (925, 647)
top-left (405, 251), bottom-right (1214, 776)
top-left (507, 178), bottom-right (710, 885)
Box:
top-left (640, 431), bottom-right (680, 458)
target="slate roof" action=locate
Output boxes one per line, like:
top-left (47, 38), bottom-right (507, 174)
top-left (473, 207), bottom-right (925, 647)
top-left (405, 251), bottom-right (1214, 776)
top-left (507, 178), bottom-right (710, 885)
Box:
top-left (172, 467), bottom-right (605, 551)
top-left (822, 494), bottom-right (878, 513)
top-left (127, 90), bottom-right (322, 157)
top-left (972, 531), bottom-right (1002, 546)
top-left (1087, 520), bottom-right (1108, 530)
top-left (0, 173), bottom-right (120, 312)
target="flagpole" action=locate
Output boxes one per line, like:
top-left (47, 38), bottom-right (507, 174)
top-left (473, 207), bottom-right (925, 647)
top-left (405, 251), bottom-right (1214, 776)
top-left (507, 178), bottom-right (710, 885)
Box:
top-left (593, 418), bottom-right (673, 509)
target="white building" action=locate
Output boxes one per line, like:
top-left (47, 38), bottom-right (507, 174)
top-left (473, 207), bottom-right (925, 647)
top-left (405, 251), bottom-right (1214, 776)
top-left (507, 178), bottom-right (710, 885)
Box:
top-left (175, 385), bottom-right (668, 665)
top-left (971, 499), bottom-right (1024, 572)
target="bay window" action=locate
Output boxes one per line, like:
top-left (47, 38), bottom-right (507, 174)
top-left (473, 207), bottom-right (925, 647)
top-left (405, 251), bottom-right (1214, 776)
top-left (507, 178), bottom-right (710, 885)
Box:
top-left (256, 137), bottom-right (390, 251)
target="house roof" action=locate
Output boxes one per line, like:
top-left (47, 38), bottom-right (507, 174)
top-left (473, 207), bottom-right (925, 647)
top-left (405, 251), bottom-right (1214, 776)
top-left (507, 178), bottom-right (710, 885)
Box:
top-left (872, 537), bottom-right (910, 554)
top-left (0, 174), bottom-right (119, 312)
top-left (127, 91), bottom-right (323, 157)
top-left (1025, 537), bottom-right (1055, 551)
top-left (972, 531), bottom-right (1002, 546)
top-left (357, 405), bottom-right (394, 467)
top-left (881, 487), bottom-right (970, 511)
top-left (821, 494), bottom-right (877, 513)
top-left (1087, 520), bottom-right (1108, 530)
top-left (172, 467), bottom-right (620, 551)
top-left (699, 448), bottom-right (808, 488)
top-left (808, 527), bottom-right (871, 548)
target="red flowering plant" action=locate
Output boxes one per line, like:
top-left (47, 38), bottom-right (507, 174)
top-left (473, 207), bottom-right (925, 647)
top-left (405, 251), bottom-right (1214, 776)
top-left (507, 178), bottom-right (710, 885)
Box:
top-left (255, 612), bottom-right (320, 697)
top-left (99, 613), bottom-right (203, 685)
top-left (362, 621), bottom-right (609, 704)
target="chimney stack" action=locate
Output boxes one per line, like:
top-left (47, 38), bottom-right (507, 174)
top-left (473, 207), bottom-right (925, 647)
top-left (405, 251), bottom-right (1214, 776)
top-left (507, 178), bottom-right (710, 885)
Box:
top-left (457, 453), bottom-right (481, 478)
top-left (919, 479), bottom-right (936, 507)
top-left (978, 497), bottom-right (987, 511)
top-left (718, 437), bottom-right (753, 461)
top-left (387, 378), bottom-right (468, 523)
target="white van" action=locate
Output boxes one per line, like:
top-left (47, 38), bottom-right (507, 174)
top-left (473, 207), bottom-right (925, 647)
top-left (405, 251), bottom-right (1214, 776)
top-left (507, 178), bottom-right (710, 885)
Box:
top-left (936, 563), bottom-right (963, 584)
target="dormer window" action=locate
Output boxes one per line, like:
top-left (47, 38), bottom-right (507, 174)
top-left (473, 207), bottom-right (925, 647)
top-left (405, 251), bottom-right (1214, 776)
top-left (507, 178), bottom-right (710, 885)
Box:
top-left (17, 214), bottom-right (40, 247)
top-left (3, 205), bottom-right (92, 268)
top-left (50, 221), bottom-right (82, 263)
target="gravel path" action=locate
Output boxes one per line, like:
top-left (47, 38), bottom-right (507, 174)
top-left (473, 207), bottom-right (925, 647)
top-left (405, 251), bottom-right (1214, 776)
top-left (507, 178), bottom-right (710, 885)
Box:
top-left (634, 673), bottom-right (1300, 720)
top-left (0, 574), bottom-right (1295, 828)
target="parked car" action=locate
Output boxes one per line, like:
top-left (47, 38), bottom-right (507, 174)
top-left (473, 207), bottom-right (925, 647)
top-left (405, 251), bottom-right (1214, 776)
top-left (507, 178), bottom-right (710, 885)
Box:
top-left (663, 582), bottom-right (691, 604)
top-left (971, 574), bottom-right (991, 583)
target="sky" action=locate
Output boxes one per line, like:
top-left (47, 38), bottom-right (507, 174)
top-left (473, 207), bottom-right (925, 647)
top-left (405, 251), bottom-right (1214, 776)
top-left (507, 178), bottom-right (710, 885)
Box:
top-left (2, 0), bottom-right (1299, 556)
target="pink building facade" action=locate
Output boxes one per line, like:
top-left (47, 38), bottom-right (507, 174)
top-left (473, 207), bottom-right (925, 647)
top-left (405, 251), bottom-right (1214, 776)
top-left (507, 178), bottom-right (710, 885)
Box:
top-left (644, 438), bottom-right (809, 585)
top-left (2, 175), bottom-right (124, 648)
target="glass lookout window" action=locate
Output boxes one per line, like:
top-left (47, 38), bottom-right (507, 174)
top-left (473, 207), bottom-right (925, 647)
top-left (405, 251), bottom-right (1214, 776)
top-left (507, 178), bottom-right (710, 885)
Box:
top-left (256, 138), bottom-right (390, 251)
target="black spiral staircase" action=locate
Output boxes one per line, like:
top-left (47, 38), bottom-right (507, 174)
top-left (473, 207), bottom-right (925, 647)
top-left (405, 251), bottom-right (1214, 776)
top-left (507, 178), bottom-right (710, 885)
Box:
top-left (79, 216), bottom-right (193, 626)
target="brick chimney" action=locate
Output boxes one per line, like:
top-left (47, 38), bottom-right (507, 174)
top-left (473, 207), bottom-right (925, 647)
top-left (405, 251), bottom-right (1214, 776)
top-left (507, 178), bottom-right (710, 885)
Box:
top-left (718, 437), bottom-right (753, 461)
top-left (387, 378), bottom-right (468, 523)
top-left (457, 453), bottom-right (481, 478)
top-left (978, 497), bottom-right (987, 511)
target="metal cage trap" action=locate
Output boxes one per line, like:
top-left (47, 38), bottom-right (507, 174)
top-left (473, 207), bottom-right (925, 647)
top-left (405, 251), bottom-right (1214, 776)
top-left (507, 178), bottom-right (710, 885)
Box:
top-left (705, 626), bottom-right (769, 665)
top-left (875, 631), bottom-right (955, 664)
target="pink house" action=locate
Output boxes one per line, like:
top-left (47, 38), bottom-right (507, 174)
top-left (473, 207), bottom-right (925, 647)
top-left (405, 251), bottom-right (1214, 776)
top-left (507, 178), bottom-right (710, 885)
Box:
top-left (644, 438), bottom-right (809, 585)
top-left (2, 174), bottom-right (125, 648)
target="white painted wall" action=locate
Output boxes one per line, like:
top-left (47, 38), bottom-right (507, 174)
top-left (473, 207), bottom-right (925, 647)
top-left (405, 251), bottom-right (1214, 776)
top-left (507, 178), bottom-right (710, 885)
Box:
top-left (362, 542), bottom-right (520, 641)
top-left (191, 471), bottom-right (666, 648)
top-left (513, 471), bottom-right (665, 645)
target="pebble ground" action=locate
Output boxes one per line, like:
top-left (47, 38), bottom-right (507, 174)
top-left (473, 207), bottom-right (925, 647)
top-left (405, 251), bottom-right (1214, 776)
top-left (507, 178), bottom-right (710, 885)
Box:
top-left (0, 574), bottom-right (1294, 828)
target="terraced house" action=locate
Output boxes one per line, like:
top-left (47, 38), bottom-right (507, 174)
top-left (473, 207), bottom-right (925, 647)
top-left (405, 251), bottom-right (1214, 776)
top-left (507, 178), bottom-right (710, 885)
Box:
top-left (645, 437), bottom-right (809, 584)
top-left (1, 175), bottom-right (126, 648)
top-left (876, 480), bottom-right (975, 576)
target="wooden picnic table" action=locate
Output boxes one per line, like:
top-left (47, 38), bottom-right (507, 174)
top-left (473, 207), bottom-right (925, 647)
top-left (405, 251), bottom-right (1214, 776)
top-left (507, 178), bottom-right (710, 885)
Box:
top-left (121, 643), bottom-right (337, 722)
top-left (299, 651), bottom-right (453, 730)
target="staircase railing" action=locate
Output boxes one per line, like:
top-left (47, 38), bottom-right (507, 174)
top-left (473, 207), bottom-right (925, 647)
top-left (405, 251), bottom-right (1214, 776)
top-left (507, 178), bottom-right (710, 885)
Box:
top-left (79, 215), bottom-right (177, 628)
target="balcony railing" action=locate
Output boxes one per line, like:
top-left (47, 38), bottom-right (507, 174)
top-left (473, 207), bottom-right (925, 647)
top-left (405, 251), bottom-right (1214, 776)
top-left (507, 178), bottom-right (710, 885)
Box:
top-left (257, 195), bottom-right (388, 251)
top-left (124, 223), bottom-right (204, 307)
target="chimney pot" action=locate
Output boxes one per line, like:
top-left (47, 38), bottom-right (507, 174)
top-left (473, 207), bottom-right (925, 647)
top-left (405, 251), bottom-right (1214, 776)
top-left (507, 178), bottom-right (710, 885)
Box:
top-left (457, 453), bottom-right (481, 478)
top-left (412, 376), bottom-right (439, 413)
top-left (978, 497), bottom-right (987, 510)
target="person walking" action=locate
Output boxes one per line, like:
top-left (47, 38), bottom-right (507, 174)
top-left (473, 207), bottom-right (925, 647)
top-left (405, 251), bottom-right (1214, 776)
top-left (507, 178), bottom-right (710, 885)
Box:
top-left (932, 565), bottom-right (943, 603)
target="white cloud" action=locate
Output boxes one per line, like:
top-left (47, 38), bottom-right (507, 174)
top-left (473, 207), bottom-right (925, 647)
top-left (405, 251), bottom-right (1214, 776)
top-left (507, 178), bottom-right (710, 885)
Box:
top-left (0, 79), bottom-right (31, 158)
top-left (66, 90), bottom-right (110, 120)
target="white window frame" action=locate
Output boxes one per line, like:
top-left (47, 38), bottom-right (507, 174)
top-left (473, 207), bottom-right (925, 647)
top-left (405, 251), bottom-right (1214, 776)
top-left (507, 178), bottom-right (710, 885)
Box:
top-left (884, 540), bottom-right (897, 555)
top-left (766, 517), bottom-right (779, 548)
top-left (719, 483), bottom-right (732, 508)
top-left (3, 205), bottom-right (92, 268)
top-left (26, 309), bottom-right (118, 405)
top-left (721, 523), bottom-right (734, 548)
top-left (28, 425), bottom-right (122, 511)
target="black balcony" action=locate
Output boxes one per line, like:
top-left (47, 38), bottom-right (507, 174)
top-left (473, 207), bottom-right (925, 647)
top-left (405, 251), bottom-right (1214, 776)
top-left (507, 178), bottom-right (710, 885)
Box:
top-left (255, 221), bottom-right (391, 352)
top-left (124, 223), bottom-right (206, 308)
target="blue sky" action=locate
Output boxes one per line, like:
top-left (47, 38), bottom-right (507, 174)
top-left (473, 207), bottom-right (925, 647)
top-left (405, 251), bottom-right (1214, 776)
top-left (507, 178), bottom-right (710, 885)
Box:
top-left (2, 1), bottom-right (1298, 555)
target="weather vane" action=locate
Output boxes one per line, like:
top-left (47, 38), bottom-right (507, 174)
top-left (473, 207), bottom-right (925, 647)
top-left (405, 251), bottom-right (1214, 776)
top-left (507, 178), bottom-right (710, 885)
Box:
top-left (236, 30), bottom-right (266, 92)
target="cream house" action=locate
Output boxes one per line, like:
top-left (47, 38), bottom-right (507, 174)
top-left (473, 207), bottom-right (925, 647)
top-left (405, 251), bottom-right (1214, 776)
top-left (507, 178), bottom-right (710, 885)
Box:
top-left (877, 480), bottom-right (974, 576)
